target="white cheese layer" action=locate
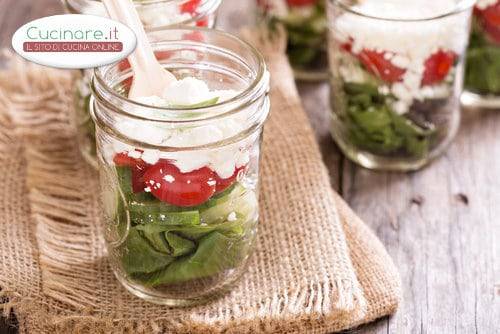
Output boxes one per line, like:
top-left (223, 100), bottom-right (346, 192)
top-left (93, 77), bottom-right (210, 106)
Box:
top-left (106, 77), bottom-right (251, 179)
top-left (334, 0), bottom-right (471, 114)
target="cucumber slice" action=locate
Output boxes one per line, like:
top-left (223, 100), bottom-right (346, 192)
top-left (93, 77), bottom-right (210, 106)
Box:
top-left (130, 208), bottom-right (200, 226)
top-left (200, 187), bottom-right (258, 225)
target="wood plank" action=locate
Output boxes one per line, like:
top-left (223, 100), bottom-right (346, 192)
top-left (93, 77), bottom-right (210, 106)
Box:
top-left (341, 109), bottom-right (500, 333)
top-left (2, 1), bottom-right (499, 334)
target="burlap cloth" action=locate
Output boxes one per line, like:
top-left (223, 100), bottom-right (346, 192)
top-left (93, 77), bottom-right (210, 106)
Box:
top-left (0, 33), bottom-right (401, 334)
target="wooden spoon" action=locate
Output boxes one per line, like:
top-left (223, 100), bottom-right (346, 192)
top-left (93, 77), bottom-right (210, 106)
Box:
top-left (102, 0), bottom-right (177, 98)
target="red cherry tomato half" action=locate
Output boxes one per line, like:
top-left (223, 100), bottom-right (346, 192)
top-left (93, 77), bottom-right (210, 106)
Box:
top-left (358, 49), bottom-right (406, 83)
top-left (180, 0), bottom-right (201, 14)
top-left (131, 165), bottom-right (149, 193)
top-left (113, 152), bottom-right (149, 193)
top-left (286, 0), bottom-right (317, 7)
top-left (113, 152), bottom-right (138, 167)
top-left (421, 50), bottom-right (456, 86)
top-left (143, 160), bottom-right (216, 207)
top-left (214, 166), bottom-right (246, 194)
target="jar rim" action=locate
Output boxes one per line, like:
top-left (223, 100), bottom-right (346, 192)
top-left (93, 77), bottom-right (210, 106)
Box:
top-left (73, 0), bottom-right (214, 6)
top-left (329, 0), bottom-right (475, 22)
top-left (92, 27), bottom-right (268, 125)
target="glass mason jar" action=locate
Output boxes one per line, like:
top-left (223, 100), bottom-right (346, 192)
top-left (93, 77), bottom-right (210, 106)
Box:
top-left (63, 0), bottom-right (222, 169)
top-left (90, 28), bottom-right (270, 305)
top-left (256, 0), bottom-right (328, 81)
top-left (327, 0), bottom-right (474, 171)
top-left (462, 0), bottom-right (500, 109)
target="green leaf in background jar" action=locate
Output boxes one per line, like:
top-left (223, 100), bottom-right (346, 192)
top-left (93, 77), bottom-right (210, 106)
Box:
top-left (389, 112), bottom-right (433, 157)
top-left (288, 46), bottom-right (318, 67)
top-left (465, 46), bottom-right (500, 95)
top-left (121, 228), bottom-right (174, 275)
top-left (272, 1), bottom-right (326, 68)
top-left (342, 82), bottom-right (435, 158)
top-left (138, 231), bottom-right (247, 286)
top-left (344, 82), bottom-right (379, 97)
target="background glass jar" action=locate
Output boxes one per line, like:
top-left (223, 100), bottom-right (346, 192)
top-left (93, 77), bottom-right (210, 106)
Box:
top-left (462, 0), bottom-right (500, 109)
top-left (64, 0), bottom-right (222, 169)
top-left (256, 0), bottom-right (328, 81)
top-left (90, 28), bottom-right (270, 305)
top-left (327, 0), bottom-right (474, 171)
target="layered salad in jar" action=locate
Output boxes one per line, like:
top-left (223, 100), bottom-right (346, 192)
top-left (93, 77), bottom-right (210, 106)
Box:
top-left (328, 0), bottom-right (473, 169)
top-left (95, 71), bottom-right (267, 302)
top-left (464, 0), bottom-right (500, 101)
top-left (64, 0), bottom-right (218, 28)
top-left (257, 0), bottom-right (327, 80)
top-left (69, 0), bottom-right (220, 168)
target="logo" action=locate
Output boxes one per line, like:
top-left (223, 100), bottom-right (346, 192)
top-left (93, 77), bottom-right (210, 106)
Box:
top-left (12, 14), bottom-right (137, 69)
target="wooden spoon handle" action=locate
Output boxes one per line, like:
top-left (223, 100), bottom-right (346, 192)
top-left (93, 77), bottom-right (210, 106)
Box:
top-left (102, 0), bottom-right (176, 98)
top-left (103, 0), bottom-right (178, 85)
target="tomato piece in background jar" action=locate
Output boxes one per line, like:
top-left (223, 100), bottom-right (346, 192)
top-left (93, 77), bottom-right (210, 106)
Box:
top-left (476, 1), bottom-right (500, 43)
top-left (286, 0), bottom-right (317, 6)
top-left (328, 0), bottom-right (472, 170)
top-left (256, 0), bottom-right (328, 80)
top-left (421, 50), bottom-right (456, 86)
top-left (180, 0), bottom-right (201, 15)
top-left (358, 49), bottom-right (406, 83)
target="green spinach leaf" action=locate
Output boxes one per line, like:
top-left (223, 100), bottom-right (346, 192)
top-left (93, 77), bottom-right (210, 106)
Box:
top-left (135, 231), bottom-right (248, 286)
top-left (121, 228), bottom-right (175, 275)
top-left (342, 82), bottom-right (435, 158)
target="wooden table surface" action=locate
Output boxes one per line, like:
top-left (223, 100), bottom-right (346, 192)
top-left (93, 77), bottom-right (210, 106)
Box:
top-left (1, 1), bottom-right (499, 333)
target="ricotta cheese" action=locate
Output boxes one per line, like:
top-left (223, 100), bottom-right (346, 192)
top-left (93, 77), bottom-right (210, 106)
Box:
top-left (107, 77), bottom-right (252, 179)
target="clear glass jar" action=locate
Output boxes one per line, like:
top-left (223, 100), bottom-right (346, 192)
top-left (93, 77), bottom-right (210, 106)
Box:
top-left (64, 0), bottom-right (222, 169)
top-left (256, 0), bottom-right (328, 81)
top-left (90, 28), bottom-right (270, 305)
top-left (462, 0), bottom-right (500, 109)
top-left (327, 0), bottom-right (474, 171)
